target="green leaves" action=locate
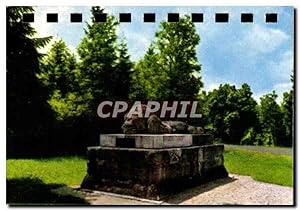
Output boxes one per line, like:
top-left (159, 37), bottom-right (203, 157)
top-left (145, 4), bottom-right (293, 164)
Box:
top-left (77, 7), bottom-right (132, 106)
top-left (203, 84), bottom-right (293, 147)
top-left (281, 91), bottom-right (293, 146)
top-left (7, 6), bottom-right (293, 153)
top-left (130, 16), bottom-right (202, 101)
top-left (37, 39), bottom-right (98, 122)
top-left (48, 90), bottom-right (91, 121)
top-left (203, 83), bottom-right (258, 144)
top-left (257, 91), bottom-right (287, 146)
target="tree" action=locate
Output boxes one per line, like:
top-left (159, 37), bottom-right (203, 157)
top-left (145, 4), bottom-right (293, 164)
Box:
top-left (7, 6), bottom-right (53, 155)
top-left (38, 39), bottom-right (77, 95)
top-left (281, 91), bottom-right (293, 146)
top-left (37, 39), bottom-right (89, 122)
top-left (130, 15), bottom-right (203, 100)
top-left (204, 83), bottom-right (258, 144)
top-left (112, 39), bottom-right (133, 99)
top-left (156, 16), bottom-right (203, 99)
top-left (130, 44), bottom-right (168, 100)
top-left (257, 91), bottom-right (285, 146)
top-left (78, 6), bottom-right (132, 107)
top-left (76, 6), bottom-right (133, 136)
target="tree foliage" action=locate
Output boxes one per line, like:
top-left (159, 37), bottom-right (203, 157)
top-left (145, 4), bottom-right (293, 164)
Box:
top-left (37, 39), bottom-right (90, 122)
top-left (130, 44), bottom-right (167, 100)
top-left (38, 39), bottom-right (77, 95)
top-left (130, 16), bottom-right (202, 100)
top-left (77, 6), bottom-right (132, 108)
top-left (203, 83), bottom-right (258, 144)
top-left (256, 91), bottom-right (286, 146)
top-left (7, 7), bottom-right (294, 157)
top-left (281, 91), bottom-right (293, 146)
top-left (7, 6), bottom-right (53, 145)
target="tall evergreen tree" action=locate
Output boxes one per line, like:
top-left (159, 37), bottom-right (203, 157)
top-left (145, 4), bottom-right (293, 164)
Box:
top-left (38, 39), bottom-right (77, 95)
top-left (111, 39), bottom-right (133, 99)
top-left (78, 6), bottom-right (133, 108)
top-left (76, 6), bottom-right (133, 135)
top-left (37, 39), bottom-right (88, 122)
top-left (7, 7), bottom-right (53, 154)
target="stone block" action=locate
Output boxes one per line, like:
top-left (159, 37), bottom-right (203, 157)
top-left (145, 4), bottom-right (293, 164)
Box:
top-left (100, 134), bottom-right (116, 147)
top-left (150, 136), bottom-right (164, 148)
top-left (202, 144), bottom-right (224, 161)
top-left (81, 144), bottom-right (228, 200)
top-left (99, 134), bottom-right (207, 149)
top-left (133, 136), bottom-right (143, 148)
top-left (163, 135), bottom-right (192, 148)
top-left (141, 136), bottom-right (154, 148)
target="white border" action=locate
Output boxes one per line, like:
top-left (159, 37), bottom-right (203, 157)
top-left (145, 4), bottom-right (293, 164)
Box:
top-left (1, 0), bottom-right (297, 6)
top-left (1, 0), bottom-right (298, 210)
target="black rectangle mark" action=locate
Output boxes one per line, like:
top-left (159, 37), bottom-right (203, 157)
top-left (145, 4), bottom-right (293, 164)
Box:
top-left (266, 13), bottom-right (277, 23)
top-left (168, 13), bottom-right (179, 22)
top-left (192, 13), bottom-right (203, 22)
top-left (116, 138), bottom-right (135, 148)
top-left (47, 13), bottom-right (58, 23)
top-left (119, 13), bottom-right (131, 22)
top-left (144, 13), bottom-right (155, 22)
top-left (94, 13), bottom-right (107, 22)
top-left (23, 13), bottom-right (34, 22)
top-left (70, 13), bottom-right (82, 23)
top-left (215, 13), bottom-right (229, 23)
top-left (241, 13), bottom-right (253, 23)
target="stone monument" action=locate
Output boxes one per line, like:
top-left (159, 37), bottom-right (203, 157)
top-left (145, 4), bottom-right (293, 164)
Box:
top-left (81, 106), bottom-right (228, 200)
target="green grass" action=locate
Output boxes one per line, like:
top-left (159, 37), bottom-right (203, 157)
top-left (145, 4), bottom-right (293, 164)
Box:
top-left (224, 148), bottom-right (293, 187)
top-left (6, 156), bottom-right (87, 204)
top-left (7, 156), bottom-right (86, 185)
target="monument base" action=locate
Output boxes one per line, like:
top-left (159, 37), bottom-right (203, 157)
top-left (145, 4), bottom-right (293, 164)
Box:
top-left (81, 142), bottom-right (228, 200)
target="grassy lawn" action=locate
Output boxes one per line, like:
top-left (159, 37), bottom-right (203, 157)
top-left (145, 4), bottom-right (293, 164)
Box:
top-left (7, 157), bottom-right (86, 185)
top-left (224, 148), bottom-right (293, 187)
top-left (6, 157), bottom-right (88, 204)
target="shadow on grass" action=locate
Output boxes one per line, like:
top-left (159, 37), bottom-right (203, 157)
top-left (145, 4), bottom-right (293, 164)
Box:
top-left (7, 177), bottom-right (89, 206)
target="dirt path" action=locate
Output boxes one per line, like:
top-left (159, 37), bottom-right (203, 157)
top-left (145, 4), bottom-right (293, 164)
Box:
top-left (78, 174), bottom-right (293, 205)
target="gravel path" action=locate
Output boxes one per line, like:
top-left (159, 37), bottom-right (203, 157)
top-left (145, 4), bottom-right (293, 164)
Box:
top-left (225, 144), bottom-right (293, 156)
top-left (79, 174), bottom-right (293, 205)
top-left (165, 174), bottom-right (293, 205)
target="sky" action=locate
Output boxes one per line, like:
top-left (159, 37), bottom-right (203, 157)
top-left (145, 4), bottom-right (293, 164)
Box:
top-left (32, 6), bottom-right (294, 103)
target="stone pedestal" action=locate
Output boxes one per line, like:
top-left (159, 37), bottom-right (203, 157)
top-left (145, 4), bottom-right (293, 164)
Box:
top-left (81, 134), bottom-right (228, 200)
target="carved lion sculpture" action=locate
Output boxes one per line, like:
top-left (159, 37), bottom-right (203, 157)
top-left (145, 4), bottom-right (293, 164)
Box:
top-left (121, 104), bottom-right (204, 134)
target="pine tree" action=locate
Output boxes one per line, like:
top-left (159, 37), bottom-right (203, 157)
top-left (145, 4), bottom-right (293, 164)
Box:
top-left (113, 39), bottom-right (133, 99)
top-left (38, 39), bottom-right (77, 95)
top-left (75, 6), bottom-right (133, 136)
top-left (77, 6), bottom-right (119, 106)
top-left (7, 7), bottom-right (53, 155)
top-left (37, 39), bottom-right (88, 121)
